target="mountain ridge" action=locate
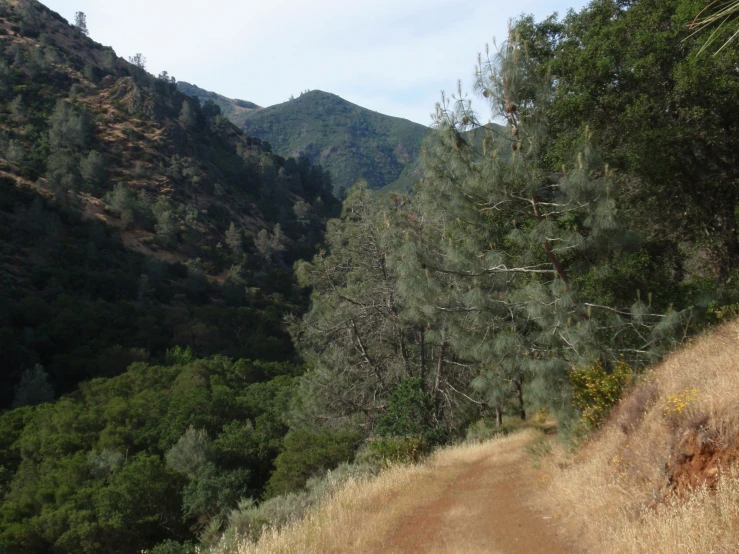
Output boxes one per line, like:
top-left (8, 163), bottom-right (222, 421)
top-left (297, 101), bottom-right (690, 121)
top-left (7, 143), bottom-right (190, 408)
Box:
top-left (178, 84), bottom-right (431, 193)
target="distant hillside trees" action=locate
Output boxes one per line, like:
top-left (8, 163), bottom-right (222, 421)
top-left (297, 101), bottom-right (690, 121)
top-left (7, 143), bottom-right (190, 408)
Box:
top-left (128, 52), bottom-right (146, 69)
top-left (73, 11), bottom-right (88, 36)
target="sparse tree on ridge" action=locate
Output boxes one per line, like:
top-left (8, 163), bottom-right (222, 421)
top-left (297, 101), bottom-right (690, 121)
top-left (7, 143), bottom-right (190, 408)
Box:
top-left (74, 11), bottom-right (89, 36)
top-left (128, 53), bottom-right (146, 69)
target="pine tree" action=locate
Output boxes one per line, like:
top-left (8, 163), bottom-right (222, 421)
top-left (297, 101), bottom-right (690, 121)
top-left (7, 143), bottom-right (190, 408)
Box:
top-left (178, 99), bottom-right (197, 128)
top-left (12, 364), bottom-right (55, 408)
top-left (290, 183), bottom-right (475, 432)
top-left (128, 53), bottom-right (146, 70)
top-left (80, 150), bottom-right (106, 188)
top-left (9, 94), bottom-right (26, 123)
top-left (225, 222), bottom-right (243, 254)
top-left (74, 11), bottom-right (89, 36)
top-left (5, 139), bottom-right (25, 164)
top-left (396, 31), bottom-right (683, 419)
top-left (46, 150), bottom-right (80, 203)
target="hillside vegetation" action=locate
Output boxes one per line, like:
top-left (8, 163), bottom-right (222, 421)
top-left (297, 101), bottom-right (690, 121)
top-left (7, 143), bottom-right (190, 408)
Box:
top-left (538, 318), bottom-right (739, 553)
top-left (236, 90), bottom-right (430, 193)
top-left (0, 0), bottom-right (339, 407)
top-left (0, 0), bottom-right (341, 551)
top-left (3, 0), bottom-right (739, 551)
top-left (176, 81), bottom-right (260, 127)
top-left (209, 320), bottom-right (739, 554)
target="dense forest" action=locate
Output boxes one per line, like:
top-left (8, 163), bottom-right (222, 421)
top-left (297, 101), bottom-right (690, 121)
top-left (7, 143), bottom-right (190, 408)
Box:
top-left (1, 0), bottom-right (739, 552)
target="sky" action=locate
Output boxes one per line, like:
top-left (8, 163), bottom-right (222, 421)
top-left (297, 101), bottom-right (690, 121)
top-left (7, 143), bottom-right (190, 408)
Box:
top-left (41, 0), bottom-right (589, 126)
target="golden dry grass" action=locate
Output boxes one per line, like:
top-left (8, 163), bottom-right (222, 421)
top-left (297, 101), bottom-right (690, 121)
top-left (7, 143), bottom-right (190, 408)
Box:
top-left (212, 430), bottom-right (543, 554)
top-left (538, 319), bottom-right (739, 553)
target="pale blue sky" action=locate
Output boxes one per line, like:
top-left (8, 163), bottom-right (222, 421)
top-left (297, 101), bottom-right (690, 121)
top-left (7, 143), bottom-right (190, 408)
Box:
top-left (42, 0), bottom-right (588, 126)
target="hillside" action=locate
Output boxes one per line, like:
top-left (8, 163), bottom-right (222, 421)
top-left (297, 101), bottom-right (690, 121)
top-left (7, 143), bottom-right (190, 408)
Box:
top-left (0, 0), bottom-right (340, 399)
top-left (0, 1), bottom-right (342, 551)
top-left (538, 319), bottom-right (739, 553)
top-left (2, 0), bottom-right (739, 552)
top-left (232, 90), bottom-right (430, 193)
top-left (176, 81), bottom-right (260, 127)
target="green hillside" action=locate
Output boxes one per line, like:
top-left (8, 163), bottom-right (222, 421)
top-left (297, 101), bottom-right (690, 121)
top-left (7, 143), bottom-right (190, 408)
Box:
top-left (175, 87), bottom-right (506, 194)
top-left (0, 0), bottom-right (342, 550)
top-left (239, 90), bottom-right (430, 193)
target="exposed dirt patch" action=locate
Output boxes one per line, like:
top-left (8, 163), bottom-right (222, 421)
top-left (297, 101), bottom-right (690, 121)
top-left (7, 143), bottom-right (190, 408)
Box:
top-left (370, 433), bottom-right (571, 554)
top-left (666, 429), bottom-right (739, 493)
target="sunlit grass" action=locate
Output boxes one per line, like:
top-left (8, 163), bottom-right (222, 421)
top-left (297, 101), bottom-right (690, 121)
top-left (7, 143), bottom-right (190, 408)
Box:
top-left (538, 320), bottom-right (739, 553)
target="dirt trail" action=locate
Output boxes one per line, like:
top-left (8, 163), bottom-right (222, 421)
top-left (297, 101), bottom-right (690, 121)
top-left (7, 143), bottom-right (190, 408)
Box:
top-left (368, 433), bottom-right (571, 554)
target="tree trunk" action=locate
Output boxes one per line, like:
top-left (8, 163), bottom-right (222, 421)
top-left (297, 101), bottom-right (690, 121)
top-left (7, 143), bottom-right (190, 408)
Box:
top-left (531, 194), bottom-right (569, 288)
top-left (419, 329), bottom-right (426, 388)
top-left (433, 340), bottom-right (447, 421)
top-left (495, 405), bottom-right (503, 427)
top-left (514, 379), bottom-right (526, 421)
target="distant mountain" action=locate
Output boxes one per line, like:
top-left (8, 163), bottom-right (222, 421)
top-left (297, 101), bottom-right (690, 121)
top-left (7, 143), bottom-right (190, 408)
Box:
top-left (176, 81), bottom-right (260, 126)
top-left (241, 91), bottom-right (432, 193)
top-left (0, 0), bottom-right (340, 405)
top-left (177, 86), bottom-right (432, 193)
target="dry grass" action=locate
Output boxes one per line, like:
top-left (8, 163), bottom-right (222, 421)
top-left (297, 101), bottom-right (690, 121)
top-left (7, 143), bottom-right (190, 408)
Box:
top-left (212, 430), bottom-right (540, 554)
top-left (538, 319), bottom-right (739, 553)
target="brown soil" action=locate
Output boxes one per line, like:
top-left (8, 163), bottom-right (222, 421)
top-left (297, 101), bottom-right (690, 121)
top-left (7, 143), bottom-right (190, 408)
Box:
top-left (370, 435), bottom-right (571, 554)
top-left (666, 429), bottom-right (739, 493)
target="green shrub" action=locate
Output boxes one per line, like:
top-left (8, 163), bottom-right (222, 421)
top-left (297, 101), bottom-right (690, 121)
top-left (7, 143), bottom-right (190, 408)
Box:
top-left (569, 360), bottom-right (634, 428)
top-left (376, 377), bottom-right (445, 444)
top-left (264, 429), bottom-right (362, 497)
top-left (356, 436), bottom-right (430, 467)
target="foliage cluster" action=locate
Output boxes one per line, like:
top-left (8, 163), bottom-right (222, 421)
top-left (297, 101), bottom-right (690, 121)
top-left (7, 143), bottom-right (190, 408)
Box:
top-left (0, 356), bottom-right (301, 553)
top-left (569, 361), bottom-right (634, 428)
top-left (286, 0), bottom-right (739, 464)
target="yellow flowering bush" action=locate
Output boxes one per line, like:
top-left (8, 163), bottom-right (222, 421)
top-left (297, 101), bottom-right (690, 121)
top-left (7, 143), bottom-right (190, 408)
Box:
top-left (570, 360), bottom-right (634, 428)
top-left (662, 388), bottom-right (699, 419)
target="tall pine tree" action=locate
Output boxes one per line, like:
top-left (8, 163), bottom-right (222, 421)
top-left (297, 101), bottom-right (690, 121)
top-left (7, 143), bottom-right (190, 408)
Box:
top-left (394, 30), bottom-right (684, 421)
